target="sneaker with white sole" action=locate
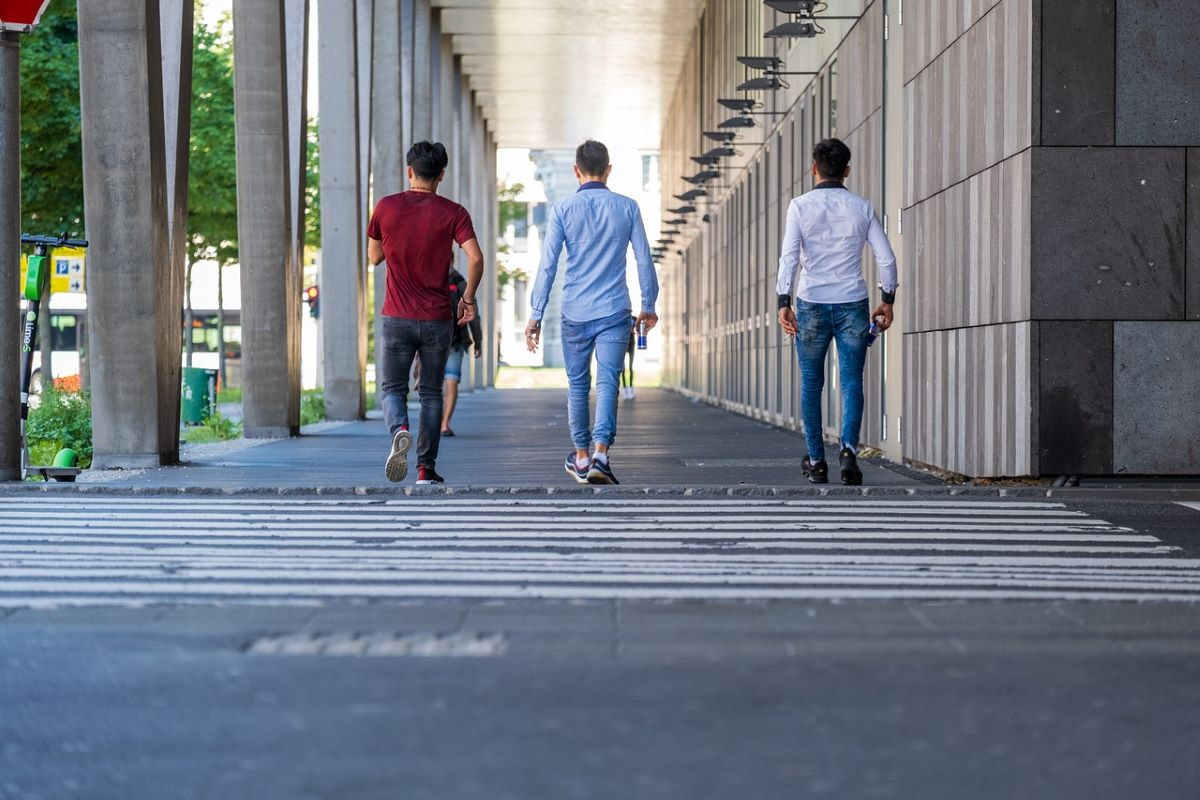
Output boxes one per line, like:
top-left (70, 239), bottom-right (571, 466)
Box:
top-left (587, 456), bottom-right (619, 485)
top-left (415, 465), bottom-right (444, 485)
top-left (384, 428), bottom-right (412, 483)
top-left (564, 453), bottom-right (589, 484)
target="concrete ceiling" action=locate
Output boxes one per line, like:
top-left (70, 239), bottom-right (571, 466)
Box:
top-left (432, 0), bottom-right (706, 149)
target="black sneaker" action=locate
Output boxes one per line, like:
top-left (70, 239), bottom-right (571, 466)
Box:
top-left (415, 465), bottom-right (445, 485)
top-left (564, 453), bottom-right (589, 484)
top-left (839, 447), bottom-right (863, 486)
top-left (385, 427), bottom-right (412, 483)
top-left (801, 455), bottom-right (828, 484)
top-left (587, 456), bottom-right (619, 485)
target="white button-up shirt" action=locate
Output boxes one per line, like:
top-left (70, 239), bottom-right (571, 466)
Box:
top-left (775, 182), bottom-right (898, 304)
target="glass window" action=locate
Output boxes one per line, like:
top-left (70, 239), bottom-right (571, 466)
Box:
top-left (49, 314), bottom-right (78, 352)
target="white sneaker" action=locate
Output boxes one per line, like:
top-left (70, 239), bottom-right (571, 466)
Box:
top-left (627, 386), bottom-right (636, 400)
top-left (385, 428), bottom-right (412, 482)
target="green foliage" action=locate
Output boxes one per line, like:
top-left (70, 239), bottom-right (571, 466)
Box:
top-left (187, 12), bottom-right (238, 266)
top-left (305, 117), bottom-right (320, 248)
top-left (26, 389), bottom-right (93, 468)
top-left (300, 389), bottom-right (326, 426)
top-left (20, 4), bottom-right (84, 234)
top-left (216, 386), bottom-right (242, 404)
top-left (183, 409), bottom-right (241, 444)
top-left (498, 181), bottom-right (526, 230)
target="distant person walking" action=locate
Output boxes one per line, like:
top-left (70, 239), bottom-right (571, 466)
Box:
top-left (620, 316), bottom-right (637, 400)
top-left (368, 141), bottom-right (483, 485)
top-left (776, 138), bottom-right (898, 486)
top-left (441, 266), bottom-right (483, 437)
top-left (525, 140), bottom-right (658, 485)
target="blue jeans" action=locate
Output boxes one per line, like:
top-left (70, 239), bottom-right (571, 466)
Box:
top-left (379, 316), bottom-right (453, 467)
top-left (561, 310), bottom-right (633, 449)
top-left (794, 298), bottom-right (870, 462)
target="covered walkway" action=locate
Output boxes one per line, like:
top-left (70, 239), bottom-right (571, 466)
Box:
top-left (78, 389), bottom-right (919, 490)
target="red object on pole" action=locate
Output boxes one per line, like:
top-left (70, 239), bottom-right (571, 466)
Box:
top-left (0, 0), bottom-right (54, 33)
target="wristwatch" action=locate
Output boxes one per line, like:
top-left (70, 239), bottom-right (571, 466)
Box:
top-left (879, 284), bottom-right (897, 304)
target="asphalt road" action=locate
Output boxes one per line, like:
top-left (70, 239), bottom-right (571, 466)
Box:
top-left (2, 496), bottom-right (1199, 799)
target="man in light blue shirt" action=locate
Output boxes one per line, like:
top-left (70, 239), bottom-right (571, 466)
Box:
top-left (526, 140), bottom-right (659, 485)
top-left (776, 138), bottom-right (898, 486)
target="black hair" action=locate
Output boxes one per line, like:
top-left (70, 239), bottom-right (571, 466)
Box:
top-left (813, 138), bottom-right (851, 181)
top-left (575, 140), bottom-right (610, 178)
top-left (407, 141), bottom-right (449, 180)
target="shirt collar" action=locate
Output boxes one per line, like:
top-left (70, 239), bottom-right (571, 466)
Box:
top-left (814, 180), bottom-right (846, 190)
top-left (577, 181), bottom-right (609, 193)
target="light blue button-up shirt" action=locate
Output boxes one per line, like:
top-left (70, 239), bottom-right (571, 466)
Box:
top-left (530, 182), bottom-right (659, 323)
top-left (776, 182), bottom-right (898, 304)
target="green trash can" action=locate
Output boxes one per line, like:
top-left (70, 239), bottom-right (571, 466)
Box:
top-left (181, 367), bottom-right (219, 425)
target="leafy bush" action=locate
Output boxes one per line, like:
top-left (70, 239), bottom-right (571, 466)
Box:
top-left (26, 388), bottom-right (92, 468)
top-left (300, 390), bottom-right (326, 426)
top-left (182, 410), bottom-right (242, 444)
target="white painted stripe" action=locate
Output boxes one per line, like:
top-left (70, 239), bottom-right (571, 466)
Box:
top-left (0, 520), bottom-right (1128, 533)
top-left (11, 553), bottom-right (1200, 577)
top-left (1178, 502), bottom-right (1200, 513)
top-left (0, 539), bottom-right (1177, 555)
top-left (0, 528), bottom-right (1157, 543)
top-left (8, 545), bottom-right (1190, 568)
top-left (0, 497), bottom-right (1072, 508)
top-left (1, 581), bottom-right (1198, 604)
top-left (4, 568), bottom-right (1200, 593)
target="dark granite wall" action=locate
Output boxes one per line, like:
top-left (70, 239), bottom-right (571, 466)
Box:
top-left (1033, 0), bottom-right (1200, 475)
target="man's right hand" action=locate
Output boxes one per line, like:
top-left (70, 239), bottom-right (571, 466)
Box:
top-left (778, 307), bottom-right (798, 336)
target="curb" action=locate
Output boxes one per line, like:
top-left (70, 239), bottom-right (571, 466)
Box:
top-left (2, 483), bottom-right (1199, 502)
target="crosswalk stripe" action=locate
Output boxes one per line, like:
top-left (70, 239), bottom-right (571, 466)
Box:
top-left (1, 497), bottom-right (1197, 605)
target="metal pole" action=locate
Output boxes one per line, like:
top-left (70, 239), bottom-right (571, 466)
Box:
top-left (0, 32), bottom-right (21, 480)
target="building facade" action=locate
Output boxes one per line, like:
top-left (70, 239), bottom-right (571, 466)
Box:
top-left (658, 0), bottom-right (1200, 477)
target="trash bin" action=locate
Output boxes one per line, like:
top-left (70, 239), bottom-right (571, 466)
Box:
top-left (181, 367), bottom-right (218, 425)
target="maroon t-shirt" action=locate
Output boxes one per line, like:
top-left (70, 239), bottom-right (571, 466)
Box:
top-left (367, 191), bottom-right (476, 320)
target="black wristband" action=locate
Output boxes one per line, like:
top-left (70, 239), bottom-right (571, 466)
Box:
top-left (880, 290), bottom-right (895, 304)
top-left (777, 294), bottom-right (792, 310)
top-left (461, 298), bottom-right (475, 306)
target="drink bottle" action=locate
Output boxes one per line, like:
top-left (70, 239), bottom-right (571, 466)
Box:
top-left (866, 320), bottom-right (879, 347)
top-left (637, 320), bottom-right (648, 350)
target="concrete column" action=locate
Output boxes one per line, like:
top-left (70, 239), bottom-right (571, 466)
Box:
top-left (285, 0), bottom-right (310, 396)
top-left (400, 0), bottom-right (414, 155)
top-left (455, 67), bottom-right (474, 393)
top-left (882, 0), bottom-right (904, 463)
top-left (78, 1), bottom-right (190, 468)
top-left (372, 0), bottom-right (404, 406)
top-left (0, 33), bottom-right (19, 479)
top-left (411, 0), bottom-right (433, 142)
top-left (319, 0), bottom-right (368, 420)
top-left (485, 129), bottom-right (498, 386)
top-left (159, 0), bottom-right (195, 462)
top-left (234, 0), bottom-right (301, 437)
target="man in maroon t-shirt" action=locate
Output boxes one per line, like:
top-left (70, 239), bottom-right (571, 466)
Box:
top-left (367, 141), bottom-right (483, 485)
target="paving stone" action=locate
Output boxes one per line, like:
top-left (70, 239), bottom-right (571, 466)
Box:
top-left (1115, 0), bottom-right (1200, 145)
top-left (1040, 0), bottom-right (1115, 145)
top-left (1036, 321), bottom-right (1113, 475)
top-left (1113, 321), bottom-right (1200, 473)
top-left (1032, 147), bottom-right (1186, 320)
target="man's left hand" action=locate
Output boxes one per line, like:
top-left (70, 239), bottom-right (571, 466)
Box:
top-left (474, 345), bottom-right (482, 359)
top-left (871, 302), bottom-right (894, 332)
top-left (457, 298), bottom-right (477, 326)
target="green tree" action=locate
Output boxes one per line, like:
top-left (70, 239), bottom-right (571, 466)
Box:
top-left (185, 11), bottom-right (238, 371)
top-left (19, 3), bottom-right (84, 235)
top-left (496, 181), bottom-right (528, 289)
top-left (305, 116), bottom-right (320, 248)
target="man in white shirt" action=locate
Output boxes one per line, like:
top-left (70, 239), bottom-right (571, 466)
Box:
top-left (776, 138), bottom-right (898, 485)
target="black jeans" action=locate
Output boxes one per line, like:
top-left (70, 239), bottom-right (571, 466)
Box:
top-left (379, 316), bottom-right (453, 468)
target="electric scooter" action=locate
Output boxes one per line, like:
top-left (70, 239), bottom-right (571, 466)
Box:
top-left (19, 232), bottom-right (89, 482)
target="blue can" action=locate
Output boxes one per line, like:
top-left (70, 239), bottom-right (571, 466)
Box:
top-left (637, 321), bottom-right (648, 351)
top-left (866, 320), bottom-right (879, 347)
